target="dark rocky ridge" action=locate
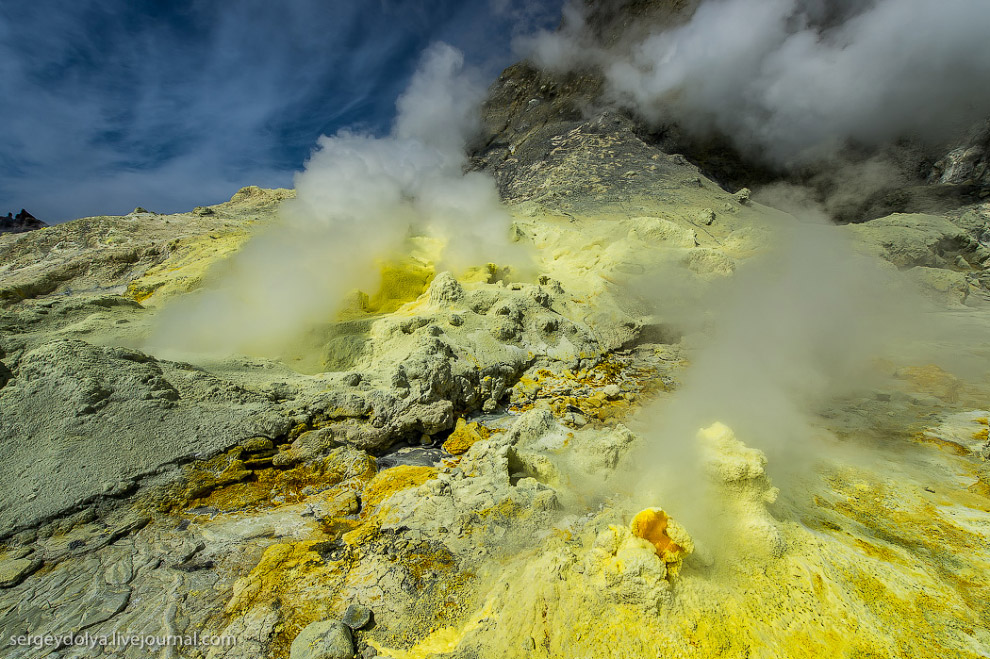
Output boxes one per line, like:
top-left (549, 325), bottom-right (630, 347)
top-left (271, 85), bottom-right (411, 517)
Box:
top-left (0, 210), bottom-right (46, 235)
top-left (576, 0), bottom-right (704, 46)
top-left (469, 0), bottom-right (712, 205)
top-left (471, 0), bottom-right (990, 224)
top-left (467, 9), bottom-right (801, 209)
top-left (930, 119), bottom-right (990, 190)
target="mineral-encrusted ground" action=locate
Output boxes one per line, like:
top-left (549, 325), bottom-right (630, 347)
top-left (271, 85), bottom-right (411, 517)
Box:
top-left (3, 40), bottom-right (990, 659)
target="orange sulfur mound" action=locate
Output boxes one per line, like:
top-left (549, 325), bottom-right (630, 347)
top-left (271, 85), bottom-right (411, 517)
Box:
top-left (631, 508), bottom-right (686, 563)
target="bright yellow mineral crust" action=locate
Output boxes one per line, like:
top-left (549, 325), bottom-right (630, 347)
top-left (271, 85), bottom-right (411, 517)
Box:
top-left (360, 465), bottom-right (438, 514)
top-left (630, 507), bottom-right (690, 564)
top-left (442, 418), bottom-right (491, 455)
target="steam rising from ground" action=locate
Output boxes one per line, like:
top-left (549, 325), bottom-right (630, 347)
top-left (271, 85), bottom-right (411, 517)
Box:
top-left (527, 0), bottom-right (990, 164)
top-left (519, 0), bottom-right (990, 553)
top-left (623, 193), bottom-right (928, 549)
top-left (150, 43), bottom-right (518, 358)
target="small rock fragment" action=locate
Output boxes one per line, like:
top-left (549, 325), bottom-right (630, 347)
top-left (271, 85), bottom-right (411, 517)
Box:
top-left (342, 603), bottom-right (372, 630)
top-left (563, 412), bottom-right (587, 427)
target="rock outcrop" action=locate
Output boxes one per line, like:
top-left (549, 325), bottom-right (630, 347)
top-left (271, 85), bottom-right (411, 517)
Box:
top-left (930, 119), bottom-right (990, 190)
top-left (0, 339), bottom-right (290, 534)
top-left (0, 210), bottom-right (46, 235)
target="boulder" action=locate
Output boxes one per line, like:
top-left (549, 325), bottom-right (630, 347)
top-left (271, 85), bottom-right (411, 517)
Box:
top-left (341, 604), bottom-right (372, 630)
top-left (289, 620), bottom-right (354, 659)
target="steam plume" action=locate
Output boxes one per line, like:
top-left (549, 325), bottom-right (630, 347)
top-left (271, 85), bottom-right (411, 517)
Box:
top-left (527, 0), bottom-right (990, 164)
top-left (150, 43), bottom-right (517, 359)
top-left (623, 192), bottom-right (926, 547)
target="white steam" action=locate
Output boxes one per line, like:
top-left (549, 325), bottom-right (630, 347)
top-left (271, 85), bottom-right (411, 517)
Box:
top-left (150, 43), bottom-right (517, 358)
top-left (528, 0), bottom-right (990, 163)
top-left (623, 193), bottom-right (926, 545)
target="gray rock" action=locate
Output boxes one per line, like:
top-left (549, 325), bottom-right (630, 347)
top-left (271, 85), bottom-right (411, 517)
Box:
top-left (309, 289), bottom-right (597, 452)
top-left (341, 603), bottom-right (372, 630)
top-left (74, 585), bottom-right (131, 629)
top-left (272, 428), bottom-right (339, 467)
top-left (0, 339), bottom-right (288, 535)
top-left (240, 436), bottom-right (275, 452)
top-left (929, 120), bottom-right (990, 188)
top-left (847, 213), bottom-right (976, 268)
top-left (377, 446), bottom-right (444, 470)
top-left (290, 620), bottom-right (354, 659)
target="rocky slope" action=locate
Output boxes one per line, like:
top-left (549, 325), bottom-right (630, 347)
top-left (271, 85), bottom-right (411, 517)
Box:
top-left (470, 1), bottom-right (990, 224)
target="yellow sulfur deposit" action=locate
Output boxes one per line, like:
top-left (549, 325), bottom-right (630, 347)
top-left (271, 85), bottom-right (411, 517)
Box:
top-left (361, 465), bottom-right (438, 514)
top-left (442, 418), bottom-right (491, 455)
top-left (897, 364), bottom-right (962, 403)
top-left (362, 258), bottom-right (435, 314)
top-left (126, 229), bottom-right (254, 305)
top-left (973, 416), bottom-right (989, 442)
top-left (223, 539), bottom-right (350, 657)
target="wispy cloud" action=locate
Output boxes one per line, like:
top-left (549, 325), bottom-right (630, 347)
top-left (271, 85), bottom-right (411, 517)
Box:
top-left (0, 0), bottom-right (563, 222)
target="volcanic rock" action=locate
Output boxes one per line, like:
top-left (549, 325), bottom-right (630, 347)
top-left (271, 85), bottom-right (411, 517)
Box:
top-left (0, 209), bottom-right (46, 234)
top-left (289, 620), bottom-right (354, 659)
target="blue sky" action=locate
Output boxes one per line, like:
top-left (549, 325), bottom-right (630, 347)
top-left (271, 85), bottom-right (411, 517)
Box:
top-left (0, 0), bottom-right (562, 222)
